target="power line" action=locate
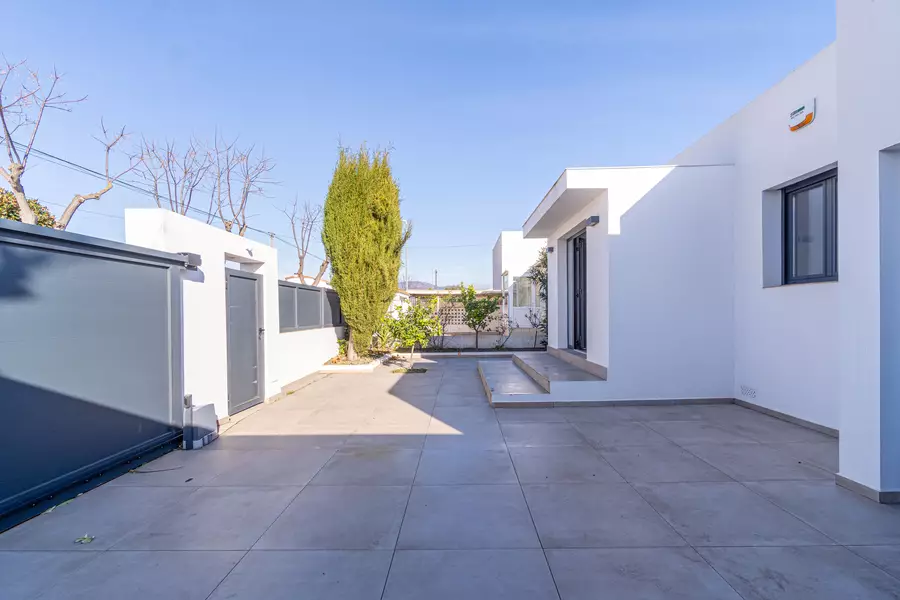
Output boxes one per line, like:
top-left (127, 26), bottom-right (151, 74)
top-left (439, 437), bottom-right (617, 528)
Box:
top-left (12, 141), bottom-right (328, 261)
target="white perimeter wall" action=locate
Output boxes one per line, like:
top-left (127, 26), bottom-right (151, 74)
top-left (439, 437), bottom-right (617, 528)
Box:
top-left (125, 209), bottom-right (341, 420)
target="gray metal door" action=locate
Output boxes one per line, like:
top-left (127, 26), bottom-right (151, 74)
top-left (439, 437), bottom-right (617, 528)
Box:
top-left (226, 269), bottom-right (264, 415)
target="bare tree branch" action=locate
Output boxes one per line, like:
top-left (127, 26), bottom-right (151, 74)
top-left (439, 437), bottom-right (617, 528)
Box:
top-left (136, 137), bottom-right (213, 217)
top-left (56, 122), bottom-right (138, 230)
top-left (211, 137), bottom-right (274, 236)
top-left (0, 59), bottom-right (85, 225)
top-left (312, 258), bottom-right (329, 286)
top-left (278, 195), bottom-right (323, 279)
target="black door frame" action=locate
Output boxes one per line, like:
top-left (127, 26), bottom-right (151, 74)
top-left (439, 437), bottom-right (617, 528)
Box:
top-left (225, 268), bottom-right (265, 415)
top-left (568, 230), bottom-right (588, 351)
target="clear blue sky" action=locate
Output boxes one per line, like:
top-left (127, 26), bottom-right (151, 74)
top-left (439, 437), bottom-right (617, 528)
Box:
top-left (5, 0), bottom-right (835, 286)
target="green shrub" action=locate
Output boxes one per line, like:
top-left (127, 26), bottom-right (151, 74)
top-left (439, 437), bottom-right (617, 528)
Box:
top-left (0, 189), bottom-right (58, 227)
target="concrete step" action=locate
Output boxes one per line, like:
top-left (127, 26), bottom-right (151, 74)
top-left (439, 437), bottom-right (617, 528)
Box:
top-left (512, 352), bottom-right (603, 393)
top-left (477, 360), bottom-right (551, 407)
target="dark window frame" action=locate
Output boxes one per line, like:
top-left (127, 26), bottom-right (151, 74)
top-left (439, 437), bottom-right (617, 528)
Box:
top-left (783, 169), bottom-right (838, 285)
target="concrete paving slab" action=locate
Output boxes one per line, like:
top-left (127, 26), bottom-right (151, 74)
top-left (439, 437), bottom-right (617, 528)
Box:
top-left (746, 480), bottom-right (900, 545)
top-left (415, 449), bottom-right (517, 485)
top-left (35, 550), bottom-right (244, 600)
top-left (510, 446), bottom-right (624, 484)
top-left (699, 546), bottom-right (900, 600)
top-left (383, 549), bottom-right (559, 600)
top-left (546, 548), bottom-right (741, 600)
top-left (522, 483), bottom-right (685, 549)
top-left (209, 550), bottom-right (393, 600)
top-left (634, 482), bottom-right (833, 547)
top-left (309, 448), bottom-right (421, 486)
top-left (599, 444), bottom-right (731, 483)
top-left (398, 485), bottom-right (539, 549)
top-left (255, 485), bottom-right (409, 550)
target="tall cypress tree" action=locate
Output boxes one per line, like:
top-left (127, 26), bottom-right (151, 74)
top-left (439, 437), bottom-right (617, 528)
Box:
top-left (322, 147), bottom-right (411, 359)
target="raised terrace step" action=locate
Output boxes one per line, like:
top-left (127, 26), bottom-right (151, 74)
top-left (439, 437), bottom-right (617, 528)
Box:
top-left (512, 351), bottom-right (604, 392)
top-left (477, 360), bottom-right (551, 407)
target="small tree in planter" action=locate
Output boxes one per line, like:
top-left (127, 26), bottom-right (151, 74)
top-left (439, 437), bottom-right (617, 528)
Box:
top-left (493, 314), bottom-right (516, 350)
top-left (388, 298), bottom-right (442, 370)
top-left (454, 284), bottom-right (500, 350)
top-left (525, 248), bottom-right (548, 344)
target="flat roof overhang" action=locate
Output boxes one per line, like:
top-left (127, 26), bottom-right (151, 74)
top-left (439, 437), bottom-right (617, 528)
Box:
top-left (523, 169), bottom-right (611, 238)
top-left (523, 165), bottom-right (680, 238)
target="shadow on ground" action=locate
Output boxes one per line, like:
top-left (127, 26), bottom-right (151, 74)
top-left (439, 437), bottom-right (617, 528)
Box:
top-left (2, 357), bottom-right (900, 600)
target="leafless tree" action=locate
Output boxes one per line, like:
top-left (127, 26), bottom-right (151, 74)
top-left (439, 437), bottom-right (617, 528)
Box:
top-left (279, 196), bottom-right (323, 280)
top-left (310, 257), bottom-right (330, 286)
top-left (57, 121), bottom-right (140, 230)
top-left (0, 59), bottom-right (85, 224)
top-left (211, 136), bottom-right (274, 236)
top-left (137, 137), bottom-right (213, 219)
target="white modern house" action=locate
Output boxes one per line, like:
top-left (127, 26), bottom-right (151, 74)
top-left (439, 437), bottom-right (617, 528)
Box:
top-left (519, 1), bottom-right (900, 502)
top-left (492, 230), bottom-right (546, 328)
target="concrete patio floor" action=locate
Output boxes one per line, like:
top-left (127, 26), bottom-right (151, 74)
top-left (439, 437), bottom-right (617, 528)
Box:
top-left (3, 358), bottom-right (900, 599)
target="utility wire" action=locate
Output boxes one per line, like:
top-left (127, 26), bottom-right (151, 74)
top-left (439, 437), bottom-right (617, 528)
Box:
top-left (11, 141), bottom-right (330, 262)
top-left (12, 142), bottom-right (495, 258)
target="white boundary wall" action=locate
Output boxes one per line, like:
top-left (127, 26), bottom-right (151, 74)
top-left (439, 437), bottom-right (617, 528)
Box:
top-left (125, 209), bottom-right (341, 420)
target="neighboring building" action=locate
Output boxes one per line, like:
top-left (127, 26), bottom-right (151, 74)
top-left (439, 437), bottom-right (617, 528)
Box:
top-left (521, 1), bottom-right (900, 501)
top-left (492, 230), bottom-right (546, 328)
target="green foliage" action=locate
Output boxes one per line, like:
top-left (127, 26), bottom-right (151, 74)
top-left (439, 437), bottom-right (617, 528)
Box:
top-left (322, 146), bottom-right (411, 356)
top-left (453, 283), bottom-right (500, 349)
top-left (386, 298), bottom-right (442, 364)
top-left (0, 189), bottom-right (58, 228)
top-left (337, 337), bottom-right (348, 358)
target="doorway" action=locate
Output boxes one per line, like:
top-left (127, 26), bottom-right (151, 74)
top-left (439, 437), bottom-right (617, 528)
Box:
top-left (571, 231), bottom-right (588, 351)
top-left (226, 268), bottom-right (264, 415)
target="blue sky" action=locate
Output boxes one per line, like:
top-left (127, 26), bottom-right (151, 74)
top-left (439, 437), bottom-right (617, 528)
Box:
top-left (5, 1), bottom-right (835, 285)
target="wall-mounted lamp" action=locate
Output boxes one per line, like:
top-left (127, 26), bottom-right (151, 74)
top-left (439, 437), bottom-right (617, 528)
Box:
top-left (586, 216), bottom-right (600, 227)
top-left (547, 247), bottom-right (555, 253)
top-left (178, 252), bottom-right (202, 270)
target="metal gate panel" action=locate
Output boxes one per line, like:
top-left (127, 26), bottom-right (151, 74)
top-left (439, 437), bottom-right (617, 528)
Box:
top-left (226, 269), bottom-right (264, 415)
top-left (0, 220), bottom-right (185, 519)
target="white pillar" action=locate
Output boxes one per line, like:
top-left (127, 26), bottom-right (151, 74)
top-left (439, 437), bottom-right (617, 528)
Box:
top-left (835, 0), bottom-right (900, 501)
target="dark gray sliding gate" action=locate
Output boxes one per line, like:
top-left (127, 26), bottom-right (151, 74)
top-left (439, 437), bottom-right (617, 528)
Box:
top-left (226, 268), bottom-right (264, 415)
top-left (0, 220), bottom-right (186, 519)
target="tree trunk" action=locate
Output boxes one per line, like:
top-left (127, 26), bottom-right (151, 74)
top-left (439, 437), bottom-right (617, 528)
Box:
top-left (6, 166), bottom-right (36, 225)
top-left (346, 336), bottom-right (358, 361)
top-left (475, 330), bottom-right (479, 350)
top-left (409, 344), bottom-right (415, 369)
top-left (312, 258), bottom-right (329, 286)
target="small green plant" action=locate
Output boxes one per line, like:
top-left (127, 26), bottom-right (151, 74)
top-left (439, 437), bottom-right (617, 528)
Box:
top-left (337, 337), bottom-right (348, 358)
top-left (453, 283), bottom-right (500, 350)
top-left (386, 297), bottom-right (442, 367)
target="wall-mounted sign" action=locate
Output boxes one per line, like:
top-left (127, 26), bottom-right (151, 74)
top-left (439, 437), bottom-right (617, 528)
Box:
top-left (790, 98), bottom-right (816, 131)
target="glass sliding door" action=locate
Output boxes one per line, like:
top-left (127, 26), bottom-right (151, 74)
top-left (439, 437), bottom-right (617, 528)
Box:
top-left (570, 231), bottom-right (588, 351)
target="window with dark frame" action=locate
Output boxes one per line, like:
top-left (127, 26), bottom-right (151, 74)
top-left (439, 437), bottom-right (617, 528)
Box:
top-left (783, 169), bottom-right (837, 285)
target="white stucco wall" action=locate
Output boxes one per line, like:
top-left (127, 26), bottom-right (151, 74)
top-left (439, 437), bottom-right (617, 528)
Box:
top-left (835, 0), bottom-right (900, 492)
top-left (544, 165), bottom-right (735, 401)
top-left (681, 45), bottom-right (841, 429)
top-left (125, 209), bottom-right (341, 420)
